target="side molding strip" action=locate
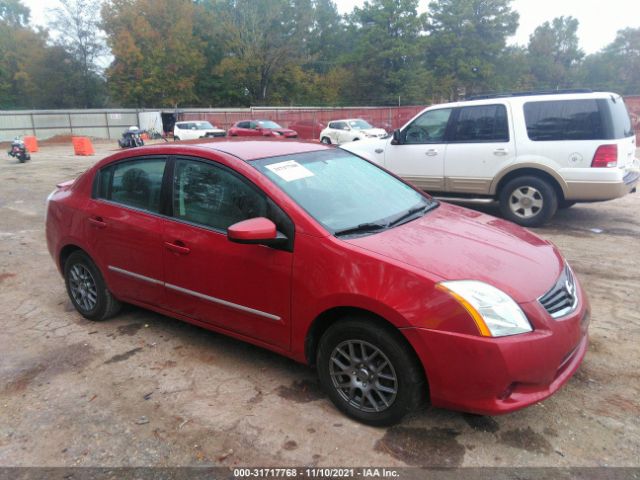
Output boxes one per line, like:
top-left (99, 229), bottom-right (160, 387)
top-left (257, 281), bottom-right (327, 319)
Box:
top-left (108, 265), bottom-right (281, 321)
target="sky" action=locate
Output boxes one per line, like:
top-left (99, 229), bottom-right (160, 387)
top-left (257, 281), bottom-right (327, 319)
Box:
top-left (22, 0), bottom-right (640, 55)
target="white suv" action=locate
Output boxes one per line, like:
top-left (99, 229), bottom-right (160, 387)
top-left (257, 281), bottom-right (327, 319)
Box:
top-left (319, 119), bottom-right (387, 145)
top-left (342, 91), bottom-right (639, 226)
top-left (173, 121), bottom-right (226, 141)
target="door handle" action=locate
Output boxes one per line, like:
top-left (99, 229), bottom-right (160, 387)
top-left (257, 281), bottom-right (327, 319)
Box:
top-left (164, 241), bottom-right (191, 255)
top-left (89, 217), bottom-right (106, 228)
top-left (494, 148), bottom-right (508, 156)
top-left (425, 149), bottom-right (438, 156)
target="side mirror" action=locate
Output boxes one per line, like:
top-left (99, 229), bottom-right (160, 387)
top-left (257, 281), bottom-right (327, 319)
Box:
top-left (227, 217), bottom-right (287, 247)
top-left (391, 129), bottom-right (403, 145)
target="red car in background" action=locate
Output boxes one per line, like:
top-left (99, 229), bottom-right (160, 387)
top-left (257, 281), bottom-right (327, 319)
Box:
top-left (286, 119), bottom-right (326, 140)
top-left (228, 119), bottom-right (297, 138)
top-left (45, 140), bottom-right (589, 426)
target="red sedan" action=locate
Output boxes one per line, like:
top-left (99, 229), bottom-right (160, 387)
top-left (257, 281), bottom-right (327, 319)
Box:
top-left (227, 119), bottom-right (297, 138)
top-left (45, 140), bottom-right (589, 425)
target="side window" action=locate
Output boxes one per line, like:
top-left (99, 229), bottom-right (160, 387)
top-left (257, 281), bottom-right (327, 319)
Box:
top-left (97, 158), bottom-right (166, 213)
top-left (176, 123), bottom-right (184, 130)
top-left (404, 108), bottom-right (452, 144)
top-left (250, 122), bottom-right (259, 129)
top-left (451, 105), bottom-right (509, 143)
top-left (524, 99), bottom-right (603, 141)
top-left (172, 159), bottom-right (268, 231)
top-left (328, 122), bottom-right (337, 129)
top-left (238, 121), bottom-right (249, 129)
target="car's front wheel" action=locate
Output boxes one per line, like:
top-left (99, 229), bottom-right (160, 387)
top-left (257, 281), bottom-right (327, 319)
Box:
top-left (64, 251), bottom-right (121, 321)
top-left (317, 317), bottom-right (425, 426)
top-left (499, 175), bottom-right (558, 227)
top-left (321, 137), bottom-right (332, 144)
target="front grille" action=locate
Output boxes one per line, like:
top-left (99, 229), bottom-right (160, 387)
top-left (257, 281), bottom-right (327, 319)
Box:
top-left (538, 265), bottom-right (579, 318)
top-left (205, 132), bottom-right (226, 138)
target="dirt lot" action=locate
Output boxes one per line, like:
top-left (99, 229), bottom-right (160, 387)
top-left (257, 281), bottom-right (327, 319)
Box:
top-left (0, 141), bottom-right (638, 468)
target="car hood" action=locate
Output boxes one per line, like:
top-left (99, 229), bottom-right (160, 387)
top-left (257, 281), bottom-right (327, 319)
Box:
top-left (358, 128), bottom-right (387, 136)
top-left (344, 203), bottom-right (564, 303)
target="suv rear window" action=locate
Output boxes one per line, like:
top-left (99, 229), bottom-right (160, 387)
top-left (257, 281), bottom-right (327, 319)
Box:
top-left (524, 99), bottom-right (604, 141)
top-left (604, 97), bottom-right (634, 139)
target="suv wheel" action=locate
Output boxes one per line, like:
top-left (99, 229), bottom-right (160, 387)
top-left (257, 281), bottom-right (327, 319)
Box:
top-left (64, 251), bottom-right (121, 321)
top-left (317, 318), bottom-right (425, 426)
top-left (499, 176), bottom-right (558, 227)
top-left (321, 137), bottom-right (331, 144)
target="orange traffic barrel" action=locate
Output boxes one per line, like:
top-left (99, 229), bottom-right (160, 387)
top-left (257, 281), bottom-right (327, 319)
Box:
top-left (23, 136), bottom-right (39, 152)
top-left (72, 137), bottom-right (95, 156)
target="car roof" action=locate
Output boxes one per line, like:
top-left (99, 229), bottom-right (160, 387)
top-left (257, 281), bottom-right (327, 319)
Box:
top-left (209, 139), bottom-right (326, 160)
top-left (108, 139), bottom-right (328, 162)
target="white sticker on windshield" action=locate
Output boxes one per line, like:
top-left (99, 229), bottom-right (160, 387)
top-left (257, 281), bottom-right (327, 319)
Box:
top-left (266, 160), bottom-right (314, 182)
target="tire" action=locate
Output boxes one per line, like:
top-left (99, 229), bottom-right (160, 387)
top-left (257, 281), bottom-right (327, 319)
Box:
top-left (64, 251), bottom-right (121, 321)
top-left (499, 175), bottom-right (558, 227)
top-left (174, 136), bottom-right (180, 141)
top-left (321, 137), bottom-right (331, 144)
top-left (559, 200), bottom-right (577, 209)
top-left (317, 317), bottom-right (425, 426)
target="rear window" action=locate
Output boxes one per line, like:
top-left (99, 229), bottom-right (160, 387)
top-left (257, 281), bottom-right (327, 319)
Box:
top-left (524, 99), bottom-right (605, 141)
top-left (605, 97), bottom-right (634, 138)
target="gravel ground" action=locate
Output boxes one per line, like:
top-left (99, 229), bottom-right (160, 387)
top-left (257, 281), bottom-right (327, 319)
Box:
top-left (0, 141), bottom-right (638, 468)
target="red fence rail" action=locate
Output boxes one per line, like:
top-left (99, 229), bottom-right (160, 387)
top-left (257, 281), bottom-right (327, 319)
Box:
top-left (181, 106), bottom-right (425, 139)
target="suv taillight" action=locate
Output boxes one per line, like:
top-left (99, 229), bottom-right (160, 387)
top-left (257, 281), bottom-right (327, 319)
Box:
top-left (591, 145), bottom-right (618, 168)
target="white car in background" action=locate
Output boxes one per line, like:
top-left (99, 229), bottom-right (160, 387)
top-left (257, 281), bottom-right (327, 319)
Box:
top-left (319, 119), bottom-right (387, 145)
top-left (174, 121), bottom-right (226, 140)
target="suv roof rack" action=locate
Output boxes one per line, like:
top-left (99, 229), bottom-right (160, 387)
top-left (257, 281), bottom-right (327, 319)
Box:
top-left (466, 89), bottom-right (593, 101)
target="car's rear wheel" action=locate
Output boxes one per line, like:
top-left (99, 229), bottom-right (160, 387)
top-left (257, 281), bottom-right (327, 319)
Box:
top-left (499, 176), bottom-right (558, 227)
top-left (174, 136), bottom-right (180, 141)
top-left (64, 251), bottom-right (121, 321)
top-left (317, 317), bottom-right (425, 426)
top-left (321, 137), bottom-right (331, 144)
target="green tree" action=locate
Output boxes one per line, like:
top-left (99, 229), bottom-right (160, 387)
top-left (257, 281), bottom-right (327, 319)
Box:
top-left (580, 28), bottom-right (640, 94)
top-left (48, 0), bottom-right (108, 107)
top-left (343, 0), bottom-right (430, 105)
top-left (102, 0), bottom-right (206, 107)
top-left (425, 0), bottom-right (519, 99)
top-left (0, 0), bottom-right (30, 26)
top-left (527, 16), bottom-right (584, 88)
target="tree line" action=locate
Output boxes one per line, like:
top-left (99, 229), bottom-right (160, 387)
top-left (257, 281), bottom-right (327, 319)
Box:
top-left (1, 0), bottom-right (639, 109)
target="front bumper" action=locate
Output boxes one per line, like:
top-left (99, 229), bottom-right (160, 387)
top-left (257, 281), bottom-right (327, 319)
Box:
top-left (402, 290), bottom-right (590, 415)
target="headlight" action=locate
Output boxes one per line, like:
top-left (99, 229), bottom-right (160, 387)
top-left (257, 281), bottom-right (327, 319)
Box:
top-left (437, 281), bottom-right (532, 337)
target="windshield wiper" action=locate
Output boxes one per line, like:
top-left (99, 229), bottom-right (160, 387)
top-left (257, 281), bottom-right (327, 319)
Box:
top-left (334, 222), bottom-right (388, 237)
top-left (386, 202), bottom-right (432, 228)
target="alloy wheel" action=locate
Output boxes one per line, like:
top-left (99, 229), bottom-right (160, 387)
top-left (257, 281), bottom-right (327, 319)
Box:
top-left (68, 264), bottom-right (98, 312)
top-left (509, 186), bottom-right (543, 219)
top-left (329, 339), bottom-right (398, 413)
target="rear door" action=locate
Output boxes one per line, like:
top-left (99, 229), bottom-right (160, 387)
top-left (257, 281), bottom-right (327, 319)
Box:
top-left (86, 156), bottom-right (168, 306)
top-left (444, 103), bottom-right (515, 194)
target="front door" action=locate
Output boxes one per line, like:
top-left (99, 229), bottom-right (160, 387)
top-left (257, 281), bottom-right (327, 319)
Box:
top-left (385, 108), bottom-right (452, 192)
top-left (162, 157), bottom-right (293, 349)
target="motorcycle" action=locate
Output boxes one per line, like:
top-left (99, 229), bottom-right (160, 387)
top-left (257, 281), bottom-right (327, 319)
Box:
top-left (118, 127), bottom-right (145, 149)
top-left (7, 137), bottom-right (30, 163)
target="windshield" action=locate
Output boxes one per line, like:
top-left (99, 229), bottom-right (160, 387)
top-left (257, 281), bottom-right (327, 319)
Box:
top-left (195, 121), bottom-right (215, 130)
top-left (348, 119), bottom-right (373, 130)
top-left (253, 149), bottom-right (435, 235)
top-left (257, 120), bottom-right (282, 129)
